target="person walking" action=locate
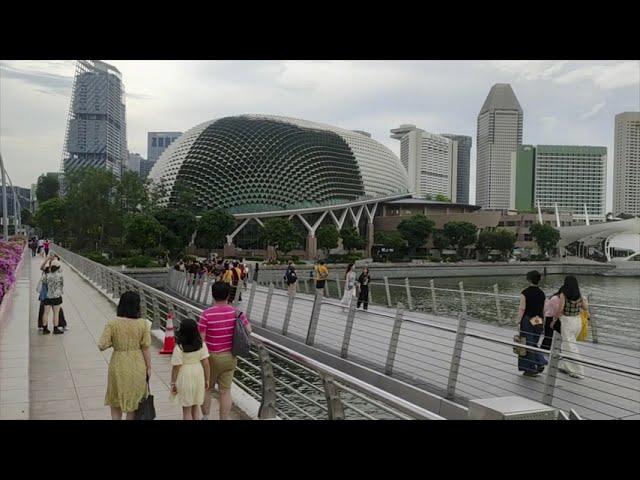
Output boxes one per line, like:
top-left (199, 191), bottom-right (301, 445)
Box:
top-left (556, 276), bottom-right (588, 379)
top-left (29, 237), bottom-right (37, 257)
top-left (339, 263), bottom-right (357, 312)
top-left (517, 270), bottom-right (548, 377)
top-left (284, 261), bottom-right (298, 296)
top-left (40, 256), bottom-right (64, 335)
top-left (314, 260), bottom-right (329, 295)
top-left (98, 291), bottom-right (152, 420)
top-left (541, 291), bottom-right (562, 350)
top-left (357, 266), bottom-right (371, 311)
top-left (198, 282), bottom-right (252, 420)
top-left (43, 239), bottom-right (50, 257)
top-left (37, 238), bottom-right (44, 256)
top-left (170, 318), bottom-right (211, 420)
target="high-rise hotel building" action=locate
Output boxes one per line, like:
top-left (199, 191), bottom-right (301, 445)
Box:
top-left (441, 134), bottom-right (472, 204)
top-left (390, 125), bottom-right (458, 201)
top-left (62, 60), bottom-right (127, 179)
top-left (476, 84), bottom-right (523, 209)
top-left (613, 112), bottom-right (640, 216)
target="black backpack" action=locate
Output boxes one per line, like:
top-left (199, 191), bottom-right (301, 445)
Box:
top-left (232, 310), bottom-right (252, 358)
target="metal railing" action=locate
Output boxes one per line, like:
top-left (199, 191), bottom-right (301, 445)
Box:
top-left (171, 269), bottom-right (640, 420)
top-left (53, 245), bottom-right (443, 420)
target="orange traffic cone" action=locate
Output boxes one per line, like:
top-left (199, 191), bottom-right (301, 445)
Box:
top-left (159, 311), bottom-right (176, 354)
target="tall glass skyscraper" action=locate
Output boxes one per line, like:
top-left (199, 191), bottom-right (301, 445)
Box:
top-left (61, 60), bottom-right (127, 179)
top-left (476, 84), bottom-right (523, 209)
top-left (442, 134), bottom-right (472, 204)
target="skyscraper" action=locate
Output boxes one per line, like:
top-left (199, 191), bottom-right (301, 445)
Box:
top-left (510, 145), bottom-right (536, 211)
top-left (534, 145), bottom-right (607, 220)
top-left (613, 112), bottom-right (640, 216)
top-left (62, 60), bottom-right (127, 179)
top-left (476, 83), bottom-right (523, 209)
top-left (147, 132), bottom-right (182, 163)
top-left (391, 125), bottom-right (457, 201)
top-left (127, 152), bottom-right (144, 174)
top-left (442, 134), bottom-right (472, 204)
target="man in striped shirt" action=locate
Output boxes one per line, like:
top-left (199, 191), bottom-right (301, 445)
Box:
top-left (198, 282), bottom-right (252, 420)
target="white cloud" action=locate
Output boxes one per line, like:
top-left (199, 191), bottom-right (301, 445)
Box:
top-left (580, 101), bottom-right (606, 119)
top-left (554, 61), bottom-right (640, 90)
top-left (489, 60), bottom-right (569, 80)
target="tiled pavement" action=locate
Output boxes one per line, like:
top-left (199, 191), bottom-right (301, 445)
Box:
top-left (15, 255), bottom-right (244, 420)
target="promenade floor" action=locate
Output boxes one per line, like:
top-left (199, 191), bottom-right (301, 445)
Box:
top-left (24, 256), bottom-right (244, 420)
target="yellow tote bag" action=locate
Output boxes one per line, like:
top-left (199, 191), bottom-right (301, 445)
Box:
top-left (577, 310), bottom-right (589, 341)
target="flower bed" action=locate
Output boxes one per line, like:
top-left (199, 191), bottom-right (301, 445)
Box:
top-left (0, 239), bottom-right (25, 306)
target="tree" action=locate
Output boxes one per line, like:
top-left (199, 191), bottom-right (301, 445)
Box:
top-left (21, 209), bottom-right (33, 226)
top-left (262, 218), bottom-right (300, 257)
top-left (397, 214), bottom-right (435, 254)
top-left (195, 209), bottom-right (236, 250)
top-left (154, 208), bottom-right (197, 254)
top-left (123, 213), bottom-right (164, 252)
top-left (435, 194), bottom-right (451, 202)
top-left (374, 231), bottom-right (405, 250)
top-left (443, 221), bottom-right (477, 256)
top-left (36, 173), bottom-right (60, 203)
top-left (475, 230), bottom-right (494, 259)
top-left (618, 213), bottom-right (637, 219)
top-left (34, 198), bottom-right (68, 239)
top-left (493, 229), bottom-right (517, 260)
top-left (172, 181), bottom-right (199, 213)
top-left (340, 226), bottom-right (365, 253)
top-left (432, 231), bottom-right (450, 255)
top-left (530, 223), bottom-right (560, 257)
top-left (317, 224), bottom-right (340, 255)
top-left (116, 170), bottom-right (149, 215)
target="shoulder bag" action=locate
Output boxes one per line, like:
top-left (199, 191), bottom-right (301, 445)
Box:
top-left (232, 310), bottom-right (252, 358)
top-left (135, 378), bottom-right (156, 420)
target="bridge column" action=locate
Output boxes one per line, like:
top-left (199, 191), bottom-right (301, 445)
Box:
top-left (306, 234), bottom-right (317, 260)
top-left (364, 202), bottom-right (378, 257)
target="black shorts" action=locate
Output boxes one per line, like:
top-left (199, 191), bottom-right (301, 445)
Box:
top-left (315, 280), bottom-right (326, 289)
top-left (44, 297), bottom-right (63, 306)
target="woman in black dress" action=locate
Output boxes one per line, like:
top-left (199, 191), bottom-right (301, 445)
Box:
top-left (356, 267), bottom-right (371, 311)
top-left (517, 270), bottom-right (548, 376)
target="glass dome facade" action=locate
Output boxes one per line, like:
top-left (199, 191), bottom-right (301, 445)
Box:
top-left (149, 114), bottom-right (409, 213)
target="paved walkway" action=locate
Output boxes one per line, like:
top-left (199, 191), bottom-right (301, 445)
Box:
top-left (25, 255), bottom-right (244, 420)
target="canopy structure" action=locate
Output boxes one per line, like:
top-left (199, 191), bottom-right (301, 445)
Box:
top-left (558, 217), bottom-right (640, 261)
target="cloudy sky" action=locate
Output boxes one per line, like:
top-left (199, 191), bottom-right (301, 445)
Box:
top-left (1, 60), bottom-right (638, 209)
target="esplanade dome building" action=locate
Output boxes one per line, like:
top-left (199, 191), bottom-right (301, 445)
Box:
top-left (148, 114), bottom-right (410, 213)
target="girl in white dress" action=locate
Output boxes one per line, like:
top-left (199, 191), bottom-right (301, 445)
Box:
top-left (170, 319), bottom-right (210, 420)
top-left (340, 263), bottom-right (357, 312)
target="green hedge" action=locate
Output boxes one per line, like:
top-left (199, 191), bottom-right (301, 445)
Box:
top-left (327, 253), bottom-right (363, 264)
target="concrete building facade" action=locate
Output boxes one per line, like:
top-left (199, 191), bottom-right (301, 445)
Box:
top-left (476, 84), bottom-right (523, 210)
top-left (390, 126), bottom-right (457, 201)
top-left (442, 134), bottom-right (472, 204)
top-left (127, 152), bottom-right (144, 174)
top-left (147, 132), bottom-right (182, 163)
top-left (510, 145), bottom-right (536, 211)
top-left (613, 112), bottom-right (640, 216)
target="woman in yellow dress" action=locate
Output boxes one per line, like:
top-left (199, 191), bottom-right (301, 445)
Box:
top-left (98, 291), bottom-right (152, 420)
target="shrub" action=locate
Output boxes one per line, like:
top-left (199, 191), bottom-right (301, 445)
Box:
top-left (85, 252), bottom-right (110, 265)
top-left (327, 253), bottom-right (362, 264)
top-left (124, 255), bottom-right (156, 268)
top-left (527, 254), bottom-right (550, 261)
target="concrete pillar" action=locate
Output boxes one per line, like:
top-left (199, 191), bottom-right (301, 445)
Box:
top-left (306, 234), bottom-right (317, 260)
top-left (223, 243), bottom-right (236, 257)
top-left (366, 221), bottom-right (374, 257)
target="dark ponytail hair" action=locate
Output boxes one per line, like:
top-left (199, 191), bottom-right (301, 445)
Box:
top-left (560, 275), bottom-right (581, 302)
top-left (176, 318), bottom-right (203, 353)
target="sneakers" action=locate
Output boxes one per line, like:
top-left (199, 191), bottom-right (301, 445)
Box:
top-left (42, 326), bottom-right (51, 335)
top-left (522, 371), bottom-right (539, 377)
top-left (53, 326), bottom-right (64, 335)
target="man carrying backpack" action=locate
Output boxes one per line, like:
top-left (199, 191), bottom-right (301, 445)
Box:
top-left (284, 261), bottom-right (298, 296)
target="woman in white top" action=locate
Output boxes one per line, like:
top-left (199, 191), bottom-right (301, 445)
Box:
top-left (340, 263), bottom-right (357, 312)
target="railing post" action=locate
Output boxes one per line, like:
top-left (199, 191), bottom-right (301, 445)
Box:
top-left (255, 341), bottom-right (277, 419)
top-left (320, 374), bottom-right (345, 420)
top-left (261, 283), bottom-right (274, 328)
top-left (196, 277), bottom-right (205, 303)
top-left (430, 279), bottom-right (438, 314)
top-left (446, 313), bottom-right (468, 400)
top-left (324, 281), bottom-right (329, 298)
top-left (404, 277), bottom-right (413, 310)
top-left (303, 278), bottom-right (309, 294)
top-left (458, 281), bottom-right (467, 315)
top-left (340, 296), bottom-right (357, 358)
top-left (588, 294), bottom-right (599, 344)
top-left (232, 280), bottom-right (241, 307)
top-left (384, 276), bottom-right (392, 307)
top-left (151, 296), bottom-right (161, 329)
top-left (542, 331), bottom-right (562, 405)
top-left (281, 289), bottom-right (296, 336)
top-left (385, 303), bottom-right (404, 375)
top-left (335, 273), bottom-right (342, 298)
top-left (493, 283), bottom-right (503, 321)
top-left (306, 290), bottom-right (324, 346)
top-left (246, 281), bottom-right (258, 318)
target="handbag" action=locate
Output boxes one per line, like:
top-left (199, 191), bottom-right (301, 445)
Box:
top-left (134, 379), bottom-right (156, 420)
top-left (232, 310), bottom-right (252, 358)
top-left (513, 334), bottom-right (527, 356)
top-left (577, 310), bottom-right (589, 342)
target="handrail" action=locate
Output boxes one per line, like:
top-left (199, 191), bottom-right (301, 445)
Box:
top-left (52, 244), bottom-right (443, 420)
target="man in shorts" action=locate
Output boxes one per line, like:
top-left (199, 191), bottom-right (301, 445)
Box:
top-left (198, 282), bottom-right (252, 420)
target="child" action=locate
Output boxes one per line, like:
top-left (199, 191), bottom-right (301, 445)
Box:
top-left (170, 318), bottom-right (210, 420)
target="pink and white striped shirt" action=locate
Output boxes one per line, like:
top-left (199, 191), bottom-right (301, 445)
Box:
top-left (198, 304), bottom-right (250, 353)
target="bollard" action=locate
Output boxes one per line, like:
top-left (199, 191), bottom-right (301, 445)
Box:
top-left (384, 303), bottom-right (404, 375)
top-left (335, 273), bottom-right (342, 298)
top-left (404, 277), bottom-right (413, 310)
top-left (261, 283), bottom-right (274, 328)
top-left (430, 279), bottom-right (438, 314)
top-left (458, 281), bottom-right (467, 315)
top-left (306, 290), bottom-right (324, 346)
top-left (542, 331), bottom-right (562, 405)
top-left (384, 276), bottom-right (392, 307)
top-left (493, 284), bottom-right (503, 321)
top-left (281, 289), bottom-right (296, 336)
top-left (446, 313), bottom-right (468, 400)
top-left (321, 374), bottom-right (345, 420)
top-left (246, 281), bottom-right (258, 318)
top-left (340, 296), bottom-right (357, 358)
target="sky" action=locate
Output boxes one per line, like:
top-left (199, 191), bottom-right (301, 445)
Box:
top-left (1, 60), bottom-right (638, 210)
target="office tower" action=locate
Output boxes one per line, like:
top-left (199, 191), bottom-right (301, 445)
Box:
top-left (476, 83), bottom-right (523, 209)
top-left (62, 60), bottom-right (127, 179)
top-left (613, 112), bottom-right (640, 216)
top-left (534, 145), bottom-right (607, 220)
top-left (510, 145), bottom-right (536, 211)
top-left (147, 132), bottom-right (182, 163)
top-left (391, 125), bottom-right (457, 201)
top-left (139, 159), bottom-right (156, 179)
top-left (442, 134), bottom-right (472, 204)
top-left (127, 152), bottom-right (144, 174)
